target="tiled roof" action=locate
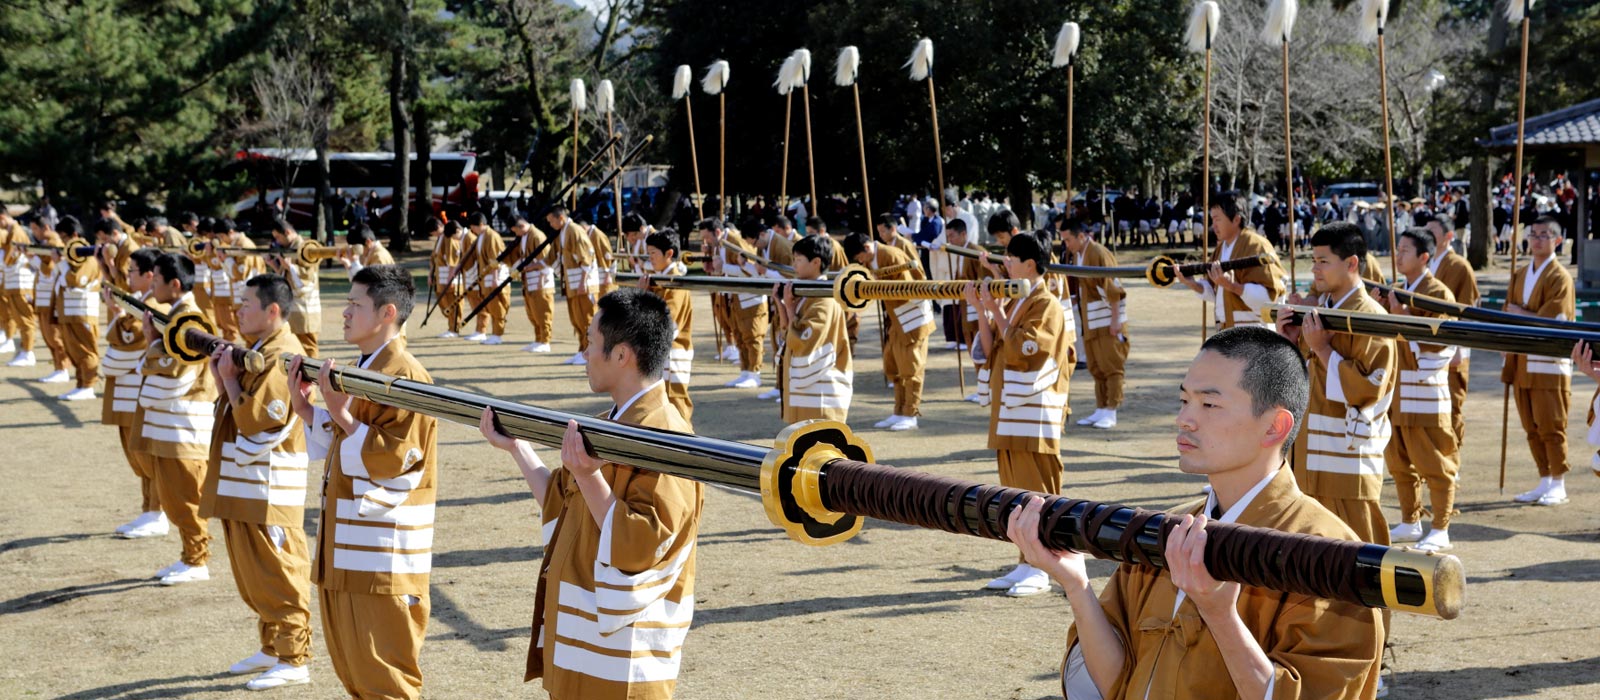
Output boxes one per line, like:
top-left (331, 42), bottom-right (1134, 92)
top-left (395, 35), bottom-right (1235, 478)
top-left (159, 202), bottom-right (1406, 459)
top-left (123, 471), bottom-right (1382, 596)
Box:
top-left (1481, 97), bottom-right (1600, 148)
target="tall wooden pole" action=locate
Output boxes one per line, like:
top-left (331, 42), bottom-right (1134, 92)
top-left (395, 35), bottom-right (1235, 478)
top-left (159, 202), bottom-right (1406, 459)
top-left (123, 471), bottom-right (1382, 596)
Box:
top-left (1281, 41), bottom-right (1297, 289)
top-left (852, 83), bottom-right (872, 220)
top-left (607, 112), bottom-right (621, 233)
top-left (683, 96), bottom-right (705, 219)
top-left (719, 92), bottom-right (726, 220)
top-left (1201, 38), bottom-right (1213, 342)
top-left (927, 79), bottom-right (946, 206)
top-left (780, 91), bottom-right (793, 210)
top-left (1376, 31), bottom-right (1400, 281)
top-left (1500, 3), bottom-right (1532, 495)
top-left (1066, 65), bottom-right (1075, 205)
top-left (801, 84), bottom-right (818, 212)
top-left (571, 108), bottom-right (580, 210)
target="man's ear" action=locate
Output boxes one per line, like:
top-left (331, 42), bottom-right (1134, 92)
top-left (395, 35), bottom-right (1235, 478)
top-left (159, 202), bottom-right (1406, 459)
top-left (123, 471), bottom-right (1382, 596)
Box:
top-left (1264, 408), bottom-right (1295, 451)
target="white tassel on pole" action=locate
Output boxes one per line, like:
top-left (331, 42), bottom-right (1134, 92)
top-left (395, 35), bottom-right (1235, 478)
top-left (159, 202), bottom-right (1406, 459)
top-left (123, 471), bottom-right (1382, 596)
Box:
top-left (1186, 2), bottom-right (1220, 53)
top-left (792, 48), bottom-right (812, 84)
top-left (702, 60), bottom-right (730, 95)
top-left (594, 79), bottom-right (614, 115)
top-left (834, 46), bottom-right (860, 87)
top-left (1505, 0), bottom-right (1535, 23)
top-left (672, 65), bottom-right (693, 100)
top-left (775, 55), bottom-right (799, 95)
top-left (1052, 22), bottom-right (1081, 68)
top-left (570, 78), bottom-right (586, 112)
top-left (1357, 0), bottom-right (1387, 44)
top-left (905, 38), bottom-right (934, 81)
top-left (1261, 0), bottom-right (1298, 45)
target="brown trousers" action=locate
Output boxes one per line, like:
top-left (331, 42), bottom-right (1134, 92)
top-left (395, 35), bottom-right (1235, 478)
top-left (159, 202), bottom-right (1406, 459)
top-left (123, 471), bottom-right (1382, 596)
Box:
top-left (1320, 496), bottom-right (1389, 546)
top-left (436, 287), bottom-right (463, 334)
top-left (34, 307), bottom-right (67, 370)
top-left (522, 289), bottom-right (554, 343)
top-left (1084, 333), bottom-right (1128, 409)
top-left (223, 520), bottom-right (312, 666)
top-left (667, 381), bottom-right (694, 423)
top-left (320, 587), bottom-right (429, 700)
top-left (709, 294), bottom-right (732, 358)
top-left (294, 333), bottom-right (319, 359)
top-left (478, 290), bottom-right (510, 336)
top-left (885, 324), bottom-right (930, 417)
top-left (118, 426), bottom-right (160, 513)
top-left (60, 317), bottom-right (99, 389)
top-left (1448, 363), bottom-right (1469, 441)
top-left (212, 298), bottom-right (239, 341)
top-left (999, 450), bottom-right (1062, 562)
top-left (1386, 425), bottom-right (1460, 530)
top-left (4, 289), bottom-right (36, 351)
top-left (732, 301), bottom-right (768, 374)
top-left (565, 289), bottom-right (596, 351)
top-left (151, 455), bottom-right (212, 566)
top-left (1514, 385), bottom-right (1571, 479)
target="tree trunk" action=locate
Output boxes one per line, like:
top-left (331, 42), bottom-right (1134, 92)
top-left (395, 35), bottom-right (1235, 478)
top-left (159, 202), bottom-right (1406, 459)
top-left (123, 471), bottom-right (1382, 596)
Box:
top-left (1467, 7), bottom-right (1512, 270)
top-left (388, 22), bottom-right (413, 252)
top-left (415, 97), bottom-right (433, 223)
top-left (313, 88), bottom-right (333, 242)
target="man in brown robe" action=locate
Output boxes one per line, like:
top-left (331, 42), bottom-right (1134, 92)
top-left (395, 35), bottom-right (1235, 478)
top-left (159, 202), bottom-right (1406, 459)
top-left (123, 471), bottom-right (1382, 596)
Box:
top-left (1010, 325), bottom-right (1381, 700)
top-left (480, 287), bottom-right (703, 700)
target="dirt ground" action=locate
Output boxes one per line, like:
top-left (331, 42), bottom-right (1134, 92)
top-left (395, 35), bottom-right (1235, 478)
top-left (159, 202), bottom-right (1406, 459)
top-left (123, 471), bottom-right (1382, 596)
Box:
top-left (2, 254), bottom-right (1598, 700)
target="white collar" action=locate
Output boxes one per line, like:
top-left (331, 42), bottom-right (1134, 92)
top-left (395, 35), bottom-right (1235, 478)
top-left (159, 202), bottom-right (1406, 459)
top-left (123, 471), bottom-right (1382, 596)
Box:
top-left (1426, 250), bottom-right (1446, 274)
top-left (357, 337), bottom-right (396, 370)
top-left (1177, 467), bottom-right (1280, 617)
top-left (610, 379), bottom-right (664, 420)
top-left (1202, 467), bottom-right (1280, 525)
top-left (1323, 285), bottom-right (1359, 310)
top-left (1403, 270), bottom-right (1430, 292)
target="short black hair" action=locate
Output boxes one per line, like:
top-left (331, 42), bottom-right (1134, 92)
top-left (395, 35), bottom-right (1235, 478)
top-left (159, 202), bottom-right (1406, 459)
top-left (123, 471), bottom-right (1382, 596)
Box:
top-left (947, 217), bottom-right (967, 233)
top-left (811, 218), bottom-right (828, 232)
top-left (216, 217), bottom-right (236, 233)
top-left (1198, 325), bottom-right (1309, 457)
top-left (773, 215), bottom-right (792, 229)
top-left (842, 231), bottom-right (871, 261)
top-left (348, 223), bottom-right (373, 246)
top-left (155, 253), bottom-right (196, 291)
top-left (874, 213), bottom-right (896, 232)
top-left (245, 273), bottom-right (294, 317)
top-left (1398, 228), bottom-right (1434, 258)
top-left (1532, 214), bottom-right (1563, 236)
top-left (987, 208), bottom-right (1020, 234)
top-left (351, 264), bottom-right (416, 324)
top-left (1412, 211), bottom-right (1452, 233)
top-left (176, 211), bottom-right (197, 226)
top-left (1006, 230), bottom-right (1048, 274)
top-left (443, 221), bottom-right (462, 237)
top-left (596, 288), bottom-right (673, 377)
top-left (645, 231), bottom-right (679, 258)
top-left (467, 212), bottom-right (488, 227)
top-left (58, 216), bottom-right (82, 238)
top-left (146, 216), bottom-right (168, 230)
top-left (130, 248), bottom-right (161, 275)
top-left (548, 205), bottom-right (570, 218)
top-left (621, 212), bottom-right (646, 233)
top-left (424, 216), bottom-right (444, 233)
top-left (792, 235), bottom-right (832, 265)
top-left (199, 216), bottom-right (217, 234)
top-left (93, 218), bottom-right (119, 236)
top-left (696, 217), bottom-right (723, 233)
top-left (1210, 191), bottom-right (1244, 224)
top-left (1310, 221), bottom-right (1366, 261)
top-left (1058, 216), bottom-right (1087, 234)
